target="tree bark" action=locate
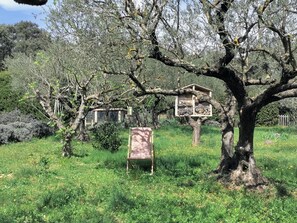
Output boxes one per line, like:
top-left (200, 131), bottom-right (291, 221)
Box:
top-left (215, 95), bottom-right (236, 174)
top-left (152, 111), bottom-right (159, 129)
top-left (62, 132), bottom-right (73, 157)
top-left (220, 108), bottom-right (268, 188)
top-left (76, 121), bottom-right (89, 142)
top-left (216, 119), bottom-right (234, 174)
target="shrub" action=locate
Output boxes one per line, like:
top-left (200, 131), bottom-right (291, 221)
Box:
top-left (30, 120), bottom-right (54, 138)
top-left (91, 122), bottom-right (122, 152)
top-left (0, 110), bottom-right (53, 145)
top-left (0, 124), bottom-right (13, 144)
top-left (9, 123), bottom-right (33, 142)
top-left (256, 103), bottom-right (279, 126)
top-left (0, 109), bottom-right (34, 124)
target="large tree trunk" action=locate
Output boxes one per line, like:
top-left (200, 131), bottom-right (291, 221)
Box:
top-left (220, 108), bottom-right (268, 188)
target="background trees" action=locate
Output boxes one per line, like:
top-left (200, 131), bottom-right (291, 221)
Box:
top-left (7, 38), bottom-right (127, 156)
top-left (0, 22), bottom-right (50, 120)
top-left (0, 22), bottom-right (49, 70)
top-left (6, 0), bottom-right (132, 156)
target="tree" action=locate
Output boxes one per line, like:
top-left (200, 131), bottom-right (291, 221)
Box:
top-left (98, 0), bottom-right (297, 188)
top-left (0, 71), bottom-right (46, 120)
top-left (13, 22), bottom-right (49, 56)
top-left (0, 71), bottom-right (18, 112)
top-left (0, 25), bottom-right (15, 70)
top-left (0, 22), bottom-right (49, 70)
top-left (7, 41), bottom-right (125, 156)
top-left (6, 0), bottom-right (135, 157)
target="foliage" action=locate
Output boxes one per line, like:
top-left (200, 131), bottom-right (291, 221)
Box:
top-left (0, 71), bottom-right (18, 112)
top-left (279, 98), bottom-right (297, 124)
top-left (0, 71), bottom-right (47, 119)
top-left (0, 125), bottom-right (296, 222)
top-left (6, 15), bottom-right (128, 155)
top-left (256, 103), bottom-right (279, 126)
top-left (0, 21), bottom-right (49, 70)
top-left (1, 109), bottom-right (35, 124)
top-left (91, 122), bottom-right (122, 152)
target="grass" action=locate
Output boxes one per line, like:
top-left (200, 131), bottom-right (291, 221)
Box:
top-left (0, 124), bottom-right (296, 222)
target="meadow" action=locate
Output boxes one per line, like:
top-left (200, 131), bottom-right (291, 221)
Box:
top-left (0, 123), bottom-right (296, 223)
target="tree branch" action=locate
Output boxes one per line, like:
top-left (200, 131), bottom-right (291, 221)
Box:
top-left (245, 78), bottom-right (276, 86)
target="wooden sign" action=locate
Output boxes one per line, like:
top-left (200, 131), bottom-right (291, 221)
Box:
top-left (175, 84), bottom-right (212, 117)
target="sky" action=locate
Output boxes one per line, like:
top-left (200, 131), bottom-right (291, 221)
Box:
top-left (0, 0), bottom-right (145, 29)
top-left (0, 0), bottom-right (53, 29)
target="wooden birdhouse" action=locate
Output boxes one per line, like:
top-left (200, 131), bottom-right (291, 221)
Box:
top-left (175, 84), bottom-right (212, 117)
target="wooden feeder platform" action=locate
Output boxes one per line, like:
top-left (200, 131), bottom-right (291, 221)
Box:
top-left (175, 84), bottom-right (212, 117)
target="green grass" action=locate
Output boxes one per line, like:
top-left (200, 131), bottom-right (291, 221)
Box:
top-left (0, 124), bottom-right (296, 222)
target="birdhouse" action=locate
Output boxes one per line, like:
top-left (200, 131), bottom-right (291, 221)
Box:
top-left (175, 84), bottom-right (212, 117)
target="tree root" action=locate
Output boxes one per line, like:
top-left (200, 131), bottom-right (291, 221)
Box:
top-left (214, 164), bottom-right (269, 190)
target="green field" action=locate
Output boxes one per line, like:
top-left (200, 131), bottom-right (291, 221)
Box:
top-left (0, 124), bottom-right (296, 223)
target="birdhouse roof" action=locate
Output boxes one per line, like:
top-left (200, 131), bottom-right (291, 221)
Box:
top-left (181, 84), bottom-right (212, 93)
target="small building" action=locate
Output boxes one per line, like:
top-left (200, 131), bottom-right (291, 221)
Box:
top-left (175, 84), bottom-right (212, 117)
top-left (85, 108), bottom-right (127, 127)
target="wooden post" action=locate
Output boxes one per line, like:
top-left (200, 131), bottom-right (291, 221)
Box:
top-left (188, 117), bottom-right (202, 146)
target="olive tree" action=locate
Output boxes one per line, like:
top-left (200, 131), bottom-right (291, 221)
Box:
top-left (97, 0), bottom-right (297, 188)
top-left (7, 0), bottom-right (135, 157)
top-left (7, 42), bottom-right (118, 156)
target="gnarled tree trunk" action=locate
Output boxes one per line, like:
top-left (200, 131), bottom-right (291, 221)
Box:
top-left (219, 108), bottom-right (268, 188)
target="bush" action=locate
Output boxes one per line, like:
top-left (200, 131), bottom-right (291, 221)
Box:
top-left (0, 110), bottom-right (53, 145)
top-left (256, 103), bottom-right (279, 126)
top-left (29, 120), bottom-right (54, 138)
top-left (91, 122), bottom-right (122, 152)
top-left (8, 123), bottom-right (33, 142)
top-left (0, 124), bottom-right (14, 144)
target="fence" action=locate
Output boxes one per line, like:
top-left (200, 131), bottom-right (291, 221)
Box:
top-left (278, 115), bottom-right (290, 126)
